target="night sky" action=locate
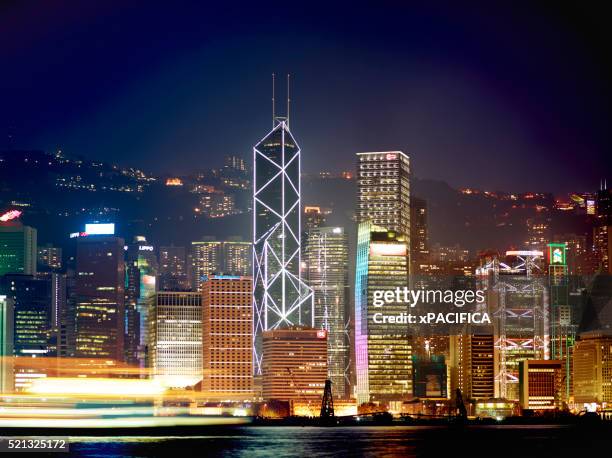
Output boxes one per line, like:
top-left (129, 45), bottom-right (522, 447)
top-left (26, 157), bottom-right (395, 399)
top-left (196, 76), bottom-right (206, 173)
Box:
top-left (2, 1), bottom-right (611, 193)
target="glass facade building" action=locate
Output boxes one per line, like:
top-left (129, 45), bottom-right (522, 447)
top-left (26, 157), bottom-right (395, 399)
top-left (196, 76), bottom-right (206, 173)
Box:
top-left (74, 235), bottom-right (126, 362)
top-left (0, 223), bottom-right (37, 276)
top-left (191, 238), bottom-right (251, 291)
top-left (252, 119), bottom-right (313, 374)
top-left (355, 221), bottom-right (412, 404)
top-left (304, 226), bottom-right (350, 398)
top-left (0, 294), bottom-right (13, 393)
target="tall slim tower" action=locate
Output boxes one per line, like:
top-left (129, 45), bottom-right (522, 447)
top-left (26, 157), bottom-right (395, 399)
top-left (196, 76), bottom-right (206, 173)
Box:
top-left (253, 81), bottom-right (314, 374)
top-left (355, 221), bottom-right (412, 404)
top-left (304, 226), bottom-right (350, 398)
top-left (75, 233), bottom-right (126, 362)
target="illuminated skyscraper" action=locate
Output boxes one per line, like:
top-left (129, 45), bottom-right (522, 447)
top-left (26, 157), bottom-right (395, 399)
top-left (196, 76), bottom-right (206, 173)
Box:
top-left (0, 294), bottom-right (14, 393)
top-left (573, 331), bottom-right (612, 404)
top-left (0, 274), bottom-right (51, 357)
top-left (304, 226), bottom-right (350, 398)
top-left (202, 275), bottom-right (253, 399)
top-left (252, 116), bottom-right (313, 374)
top-left (355, 221), bottom-right (412, 404)
top-left (479, 251), bottom-right (547, 400)
top-left (149, 291), bottom-right (202, 388)
top-left (223, 238), bottom-right (251, 277)
top-left (356, 151), bottom-right (410, 238)
top-left (191, 238), bottom-right (222, 290)
top-left (125, 236), bottom-right (158, 366)
top-left (593, 224), bottom-right (612, 274)
top-left (410, 197), bottom-right (429, 274)
top-left (191, 238), bottom-right (251, 291)
top-left (450, 333), bottom-right (495, 400)
top-left (547, 243), bottom-right (576, 399)
top-left (74, 231), bottom-right (126, 361)
top-left (0, 219), bottom-right (37, 276)
top-left (0, 274), bottom-right (53, 391)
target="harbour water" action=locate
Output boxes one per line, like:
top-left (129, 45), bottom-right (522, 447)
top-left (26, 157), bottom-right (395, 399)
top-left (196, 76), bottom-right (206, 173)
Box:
top-left (65, 425), bottom-right (611, 457)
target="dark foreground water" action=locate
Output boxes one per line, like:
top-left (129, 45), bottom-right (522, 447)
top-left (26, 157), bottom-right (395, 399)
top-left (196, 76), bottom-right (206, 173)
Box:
top-left (65, 425), bottom-right (612, 457)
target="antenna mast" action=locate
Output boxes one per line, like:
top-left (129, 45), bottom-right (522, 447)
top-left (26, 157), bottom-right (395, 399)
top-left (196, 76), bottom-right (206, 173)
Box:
top-left (272, 73), bottom-right (276, 128)
top-left (287, 73), bottom-right (291, 128)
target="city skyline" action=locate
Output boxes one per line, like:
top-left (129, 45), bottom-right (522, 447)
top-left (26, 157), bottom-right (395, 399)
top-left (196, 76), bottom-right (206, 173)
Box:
top-left (1, 4), bottom-right (612, 454)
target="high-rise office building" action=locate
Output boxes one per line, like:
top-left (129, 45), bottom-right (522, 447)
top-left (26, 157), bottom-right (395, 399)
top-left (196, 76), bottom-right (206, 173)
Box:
top-left (596, 184), bottom-right (612, 224)
top-left (410, 197), bottom-right (429, 274)
top-left (149, 291), bottom-right (202, 388)
top-left (0, 219), bottom-right (37, 276)
top-left (0, 274), bottom-right (51, 357)
top-left (304, 226), bottom-right (350, 398)
top-left (124, 303), bottom-right (140, 366)
top-left (356, 151), bottom-right (410, 238)
top-left (593, 224), bottom-right (611, 274)
top-left (449, 333), bottom-right (496, 400)
top-left (37, 244), bottom-right (62, 271)
top-left (479, 251), bottom-right (548, 401)
top-left (158, 245), bottom-right (189, 291)
top-left (223, 238), bottom-right (251, 277)
top-left (253, 117), bottom-right (313, 374)
top-left (191, 239), bottom-right (222, 290)
top-left (0, 274), bottom-right (53, 391)
top-left (125, 236), bottom-right (158, 367)
top-left (0, 294), bottom-right (14, 393)
top-left (58, 268), bottom-right (76, 358)
top-left (191, 238), bottom-right (251, 291)
top-left (547, 243), bottom-right (576, 399)
top-left (74, 232), bottom-right (126, 361)
top-left (47, 271), bottom-right (66, 350)
top-left (519, 359), bottom-right (563, 411)
top-left (261, 327), bottom-right (327, 402)
top-left (354, 222), bottom-right (412, 404)
top-left (202, 275), bottom-right (253, 399)
top-left (573, 331), bottom-right (612, 404)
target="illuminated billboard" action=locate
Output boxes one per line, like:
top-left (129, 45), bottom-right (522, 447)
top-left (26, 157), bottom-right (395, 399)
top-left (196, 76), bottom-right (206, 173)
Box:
top-left (85, 223), bottom-right (115, 235)
top-left (0, 209), bottom-right (22, 222)
top-left (370, 242), bottom-right (407, 257)
top-left (548, 243), bottom-right (566, 265)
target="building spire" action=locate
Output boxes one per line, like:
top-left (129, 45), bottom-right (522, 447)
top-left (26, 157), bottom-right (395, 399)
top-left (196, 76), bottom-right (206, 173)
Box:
top-left (287, 73), bottom-right (291, 129)
top-left (272, 73), bottom-right (276, 129)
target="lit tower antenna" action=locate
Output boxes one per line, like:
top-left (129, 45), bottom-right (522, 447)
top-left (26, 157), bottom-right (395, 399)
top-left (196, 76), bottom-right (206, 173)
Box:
top-left (252, 76), bottom-right (314, 375)
top-left (287, 73), bottom-right (291, 129)
top-left (272, 73), bottom-right (276, 128)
